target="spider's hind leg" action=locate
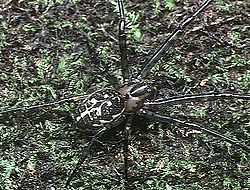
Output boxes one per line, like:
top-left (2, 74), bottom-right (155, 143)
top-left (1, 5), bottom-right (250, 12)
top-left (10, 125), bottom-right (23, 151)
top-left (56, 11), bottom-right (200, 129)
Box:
top-left (122, 117), bottom-right (133, 188)
top-left (65, 127), bottom-right (107, 188)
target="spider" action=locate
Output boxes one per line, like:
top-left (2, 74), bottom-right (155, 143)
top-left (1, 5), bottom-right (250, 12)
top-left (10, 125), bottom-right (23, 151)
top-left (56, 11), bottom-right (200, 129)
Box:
top-left (0, 0), bottom-right (249, 189)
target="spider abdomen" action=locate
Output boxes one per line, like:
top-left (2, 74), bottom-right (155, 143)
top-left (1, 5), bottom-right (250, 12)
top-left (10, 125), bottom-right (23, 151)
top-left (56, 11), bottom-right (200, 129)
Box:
top-left (76, 89), bottom-right (125, 130)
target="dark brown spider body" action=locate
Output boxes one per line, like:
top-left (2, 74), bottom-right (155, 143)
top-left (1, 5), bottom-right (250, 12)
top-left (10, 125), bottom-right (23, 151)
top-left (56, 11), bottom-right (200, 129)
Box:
top-left (76, 88), bottom-right (125, 130)
top-left (76, 82), bottom-right (155, 130)
top-left (119, 82), bottom-right (155, 115)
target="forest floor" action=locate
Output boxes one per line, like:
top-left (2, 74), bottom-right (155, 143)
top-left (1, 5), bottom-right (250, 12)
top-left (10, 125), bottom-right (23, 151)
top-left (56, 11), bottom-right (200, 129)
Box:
top-left (0, 0), bottom-right (249, 189)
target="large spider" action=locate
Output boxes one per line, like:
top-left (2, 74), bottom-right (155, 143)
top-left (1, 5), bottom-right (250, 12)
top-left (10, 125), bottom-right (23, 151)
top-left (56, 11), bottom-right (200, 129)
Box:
top-left (0, 0), bottom-right (249, 189)
top-left (65, 0), bottom-right (250, 186)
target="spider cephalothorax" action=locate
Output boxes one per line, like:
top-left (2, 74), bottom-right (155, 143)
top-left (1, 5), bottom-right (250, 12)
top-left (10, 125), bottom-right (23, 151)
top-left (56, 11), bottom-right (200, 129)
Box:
top-left (119, 82), bottom-right (155, 114)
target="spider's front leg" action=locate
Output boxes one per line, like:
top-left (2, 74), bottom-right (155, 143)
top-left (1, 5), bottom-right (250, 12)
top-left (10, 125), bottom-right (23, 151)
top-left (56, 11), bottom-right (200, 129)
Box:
top-left (145, 93), bottom-right (250, 106)
top-left (138, 101), bottom-right (250, 153)
top-left (118, 0), bottom-right (129, 83)
top-left (137, 0), bottom-right (214, 79)
top-left (140, 93), bottom-right (250, 153)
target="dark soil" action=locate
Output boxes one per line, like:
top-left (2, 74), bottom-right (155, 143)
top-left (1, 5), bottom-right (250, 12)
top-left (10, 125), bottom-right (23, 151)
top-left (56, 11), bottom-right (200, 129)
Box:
top-left (0, 0), bottom-right (249, 189)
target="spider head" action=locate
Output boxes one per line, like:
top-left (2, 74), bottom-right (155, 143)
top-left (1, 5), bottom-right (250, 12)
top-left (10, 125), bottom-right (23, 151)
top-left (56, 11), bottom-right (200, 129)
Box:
top-left (129, 83), bottom-right (155, 100)
top-left (119, 82), bottom-right (155, 114)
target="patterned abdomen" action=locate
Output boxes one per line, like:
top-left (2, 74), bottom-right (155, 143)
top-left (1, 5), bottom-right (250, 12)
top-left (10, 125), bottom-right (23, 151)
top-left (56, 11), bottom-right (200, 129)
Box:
top-left (76, 89), bottom-right (125, 130)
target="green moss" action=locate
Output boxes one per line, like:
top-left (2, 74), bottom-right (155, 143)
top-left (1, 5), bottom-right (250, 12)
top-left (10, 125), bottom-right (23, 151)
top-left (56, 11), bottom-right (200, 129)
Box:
top-left (0, 0), bottom-right (249, 189)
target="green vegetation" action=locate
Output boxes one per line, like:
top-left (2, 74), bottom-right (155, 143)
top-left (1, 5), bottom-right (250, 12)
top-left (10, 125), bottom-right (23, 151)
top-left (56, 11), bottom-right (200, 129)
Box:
top-left (0, 0), bottom-right (249, 189)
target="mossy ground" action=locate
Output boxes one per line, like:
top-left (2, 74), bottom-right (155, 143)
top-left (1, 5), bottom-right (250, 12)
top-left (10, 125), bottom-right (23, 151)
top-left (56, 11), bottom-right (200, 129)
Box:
top-left (0, 0), bottom-right (249, 189)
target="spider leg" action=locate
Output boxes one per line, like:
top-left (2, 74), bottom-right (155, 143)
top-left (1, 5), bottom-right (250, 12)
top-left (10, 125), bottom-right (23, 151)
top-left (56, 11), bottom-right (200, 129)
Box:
top-left (85, 36), bottom-right (121, 89)
top-left (137, 0), bottom-right (214, 79)
top-left (145, 93), bottom-right (250, 106)
top-left (0, 95), bottom-right (87, 115)
top-left (138, 109), bottom-right (250, 153)
top-left (118, 0), bottom-right (129, 82)
top-left (123, 117), bottom-right (133, 188)
top-left (65, 127), bottom-right (107, 187)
